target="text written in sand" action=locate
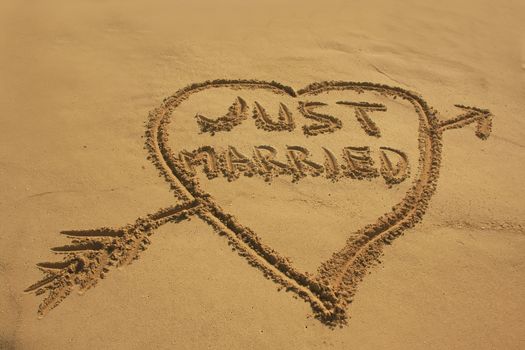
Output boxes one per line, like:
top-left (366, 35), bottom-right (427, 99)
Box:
top-left (188, 98), bottom-right (409, 185)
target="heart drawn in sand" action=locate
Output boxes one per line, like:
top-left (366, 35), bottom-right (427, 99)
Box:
top-left (26, 80), bottom-right (493, 326)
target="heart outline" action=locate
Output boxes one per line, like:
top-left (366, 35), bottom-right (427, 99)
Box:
top-left (145, 79), bottom-right (443, 326)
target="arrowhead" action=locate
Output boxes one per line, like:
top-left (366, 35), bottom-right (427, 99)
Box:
top-left (438, 104), bottom-right (493, 140)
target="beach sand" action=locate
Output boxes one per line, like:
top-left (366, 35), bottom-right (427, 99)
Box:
top-left (1, 0), bottom-right (524, 348)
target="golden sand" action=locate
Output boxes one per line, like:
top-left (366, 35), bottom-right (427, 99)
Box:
top-left (1, 0), bottom-right (524, 349)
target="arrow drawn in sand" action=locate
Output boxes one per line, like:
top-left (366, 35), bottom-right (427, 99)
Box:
top-left (26, 80), bottom-right (493, 327)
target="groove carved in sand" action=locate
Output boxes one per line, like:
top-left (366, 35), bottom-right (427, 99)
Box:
top-left (26, 80), bottom-right (493, 326)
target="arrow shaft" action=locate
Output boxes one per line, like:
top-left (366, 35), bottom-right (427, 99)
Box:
top-left (147, 200), bottom-right (202, 225)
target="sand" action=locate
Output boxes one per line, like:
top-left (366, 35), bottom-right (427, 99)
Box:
top-left (1, 0), bottom-right (524, 349)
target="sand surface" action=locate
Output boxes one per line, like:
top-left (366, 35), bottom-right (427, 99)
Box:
top-left (1, 0), bottom-right (524, 349)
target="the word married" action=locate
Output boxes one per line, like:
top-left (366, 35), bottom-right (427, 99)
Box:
top-left (179, 145), bottom-right (409, 185)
